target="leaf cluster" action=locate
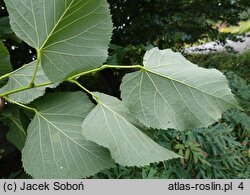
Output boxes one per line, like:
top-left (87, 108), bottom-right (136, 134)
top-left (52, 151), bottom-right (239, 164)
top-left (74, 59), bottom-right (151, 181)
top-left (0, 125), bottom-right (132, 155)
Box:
top-left (0, 0), bottom-right (246, 179)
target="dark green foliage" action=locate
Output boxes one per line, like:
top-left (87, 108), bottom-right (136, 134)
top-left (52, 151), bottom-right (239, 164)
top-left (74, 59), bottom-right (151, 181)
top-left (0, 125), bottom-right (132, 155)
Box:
top-left (189, 50), bottom-right (250, 82)
top-left (109, 0), bottom-right (250, 48)
top-left (226, 72), bottom-right (250, 112)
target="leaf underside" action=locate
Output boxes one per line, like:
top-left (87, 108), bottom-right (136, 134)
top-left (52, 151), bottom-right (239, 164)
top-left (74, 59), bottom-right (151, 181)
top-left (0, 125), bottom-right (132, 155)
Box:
top-left (121, 48), bottom-right (239, 130)
top-left (22, 92), bottom-right (115, 179)
top-left (5, 0), bottom-right (113, 82)
top-left (0, 61), bottom-right (57, 104)
top-left (82, 93), bottom-right (179, 166)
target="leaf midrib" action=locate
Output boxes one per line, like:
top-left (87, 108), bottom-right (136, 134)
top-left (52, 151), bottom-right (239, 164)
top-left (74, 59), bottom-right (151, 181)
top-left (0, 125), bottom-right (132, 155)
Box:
top-left (38, 0), bottom-right (76, 50)
top-left (100, 100), bottom-right (180, 165)
top-left (9, 117), bottom-right (27, 136)
top-left (36, 112), bottom-right (110, 163)
top-left (143, 68), bottom-right (239, 108)
top-left (101, 102), bottom-right (164, 155)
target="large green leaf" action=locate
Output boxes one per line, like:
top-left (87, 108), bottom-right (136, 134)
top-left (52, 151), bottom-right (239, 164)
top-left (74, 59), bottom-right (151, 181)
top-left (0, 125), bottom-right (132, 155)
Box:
top-left (5, 0), bottom-right (113, 82)
top-left (82, 93), bottom-right (179, 166)
top-left (0, 61), bottom-right (57, 104)
top-left (121, 48), bottom-right (240, 130)
top-left (0, 17), bottom-right (12, 37)
top-left (0, 40), bottom-right (12, 77)
top-left (22, 92), bottom-right (115, 178)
